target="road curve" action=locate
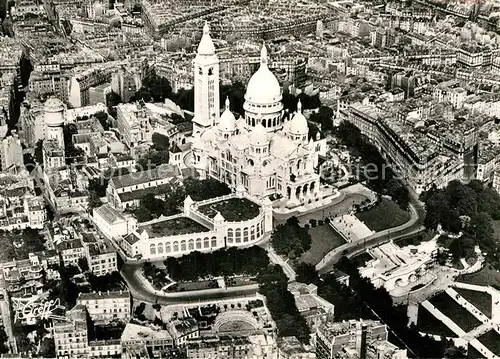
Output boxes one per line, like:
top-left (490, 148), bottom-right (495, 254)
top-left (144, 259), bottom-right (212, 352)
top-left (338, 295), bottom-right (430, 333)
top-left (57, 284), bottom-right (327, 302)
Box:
top-left (120, 262), bottom-right (259, 305)
top-left (316, 202), bottom-right (425, 275)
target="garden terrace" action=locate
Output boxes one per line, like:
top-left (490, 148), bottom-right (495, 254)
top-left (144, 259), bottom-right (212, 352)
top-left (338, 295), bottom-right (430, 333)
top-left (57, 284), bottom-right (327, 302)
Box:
top-left (197, 198), bottom-right (260, 222)
top-left (141, 216), bottom-right (209, 238)
top-left (429, 292), bottom-right (482, 333)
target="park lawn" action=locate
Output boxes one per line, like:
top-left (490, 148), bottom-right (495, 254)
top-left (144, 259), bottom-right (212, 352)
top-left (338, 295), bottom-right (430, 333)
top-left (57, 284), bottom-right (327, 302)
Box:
top-left (429, 292), bottom-right (482, 333)
top-left (300, 224), bottom-right (346, 265)
top-left (477, 330), bottom-right (500, 356)
top-left (355, 198), bottom-right (411, 232)
top-left (454, 287), bottom-right (492, 318)
top-left (417, 304), bottom-right (457, 338)
top-left (458, 267), bottom-right (500, 289)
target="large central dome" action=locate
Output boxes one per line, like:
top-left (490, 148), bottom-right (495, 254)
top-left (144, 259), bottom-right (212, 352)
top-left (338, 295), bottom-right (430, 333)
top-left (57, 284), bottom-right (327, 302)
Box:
top-left (244, 43), bottom-right (281, 105)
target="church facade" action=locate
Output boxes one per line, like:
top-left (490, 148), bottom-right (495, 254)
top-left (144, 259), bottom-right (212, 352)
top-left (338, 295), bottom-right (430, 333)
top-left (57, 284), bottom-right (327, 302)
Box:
top-left (191, 23), bottom-right (328, 208)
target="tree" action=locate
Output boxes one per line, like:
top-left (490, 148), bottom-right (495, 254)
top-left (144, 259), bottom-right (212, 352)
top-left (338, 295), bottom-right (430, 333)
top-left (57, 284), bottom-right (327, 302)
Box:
top-left (106, 91), bottom-right (122, 107)
top-left (133, 205), bottom-right (153, 223)
top-left (152, 133), bottom-right (169, 151)
top-left (309, 106), bottom-right (334, 133)
top-left (0, 326), bottom-right (8, 354)
top-left (271, 218), bottom-right (311, 259)
top-left (88, 178), bottom-right (108, 198)
top-left (296, 262), bottom-right (319, 284)
top-left (88, 191), bottom-right (103, 210)
top-left (94, 111), bottom-right (111, 131)
top-left (34, 139), bottom-right (43, 165)
top-left (78, 257), bottom-right (89, 272)
top-left (133, 71), bottom-right (173, 103)
top-left (134, 302), bottom-right (146, 316)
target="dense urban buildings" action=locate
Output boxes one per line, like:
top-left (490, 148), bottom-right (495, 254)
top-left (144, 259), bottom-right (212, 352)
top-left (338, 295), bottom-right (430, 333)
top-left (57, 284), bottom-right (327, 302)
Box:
top-left (4, 0), bottom-right (500, 358)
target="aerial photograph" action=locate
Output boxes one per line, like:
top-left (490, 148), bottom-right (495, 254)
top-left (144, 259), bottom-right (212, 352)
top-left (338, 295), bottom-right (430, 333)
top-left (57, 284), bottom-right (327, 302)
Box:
top-left (1, 0), bottom-right (500, 358)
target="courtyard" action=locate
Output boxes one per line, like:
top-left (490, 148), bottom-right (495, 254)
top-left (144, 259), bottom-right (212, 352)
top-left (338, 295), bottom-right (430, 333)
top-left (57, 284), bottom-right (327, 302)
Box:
top-left (356, 198), bottom-right (411, 232)
top-left (198, 198), bottom-right (260, 222)
top-left (142, 216), bottom-right (209, 237)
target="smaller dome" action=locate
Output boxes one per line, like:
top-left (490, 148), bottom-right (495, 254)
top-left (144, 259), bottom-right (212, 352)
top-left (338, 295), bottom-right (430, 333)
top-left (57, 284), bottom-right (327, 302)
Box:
top-left (249, 122), bottom-right (269, 146)
top-left (289, 100), bottom-right (308, 135)
top-left (197, 21), bottom-right (216, 56)
top-left (219, 97), bottom-right (236, 132)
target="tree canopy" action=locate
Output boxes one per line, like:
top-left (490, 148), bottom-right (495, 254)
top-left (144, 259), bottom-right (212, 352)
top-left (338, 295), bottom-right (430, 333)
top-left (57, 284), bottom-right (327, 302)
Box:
top-left (335, 121), bottom-right (409, 208)
top-left (131, 178), bottom-right (231, 222)
top-left (164, 246), bottom-right (269, 281)
top-left (421, 180), bottom-right (500, 264)
top-left (271, 216), bottom-right (311, 259)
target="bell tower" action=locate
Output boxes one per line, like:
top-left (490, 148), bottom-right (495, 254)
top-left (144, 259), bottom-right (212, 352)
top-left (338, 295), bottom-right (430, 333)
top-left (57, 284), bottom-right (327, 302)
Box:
top-left (192, 22), bottom-right (220, 135)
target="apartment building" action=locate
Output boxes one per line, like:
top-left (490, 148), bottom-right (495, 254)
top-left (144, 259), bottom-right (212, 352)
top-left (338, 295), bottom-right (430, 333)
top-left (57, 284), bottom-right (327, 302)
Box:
top-left (457, 44), bottom-right (493, 68)
top-left (81, 232), bottom-right (118, 276)
top-left (106, 163), bottom-right (182, 210)
top-left (57, 238), bottom-right (86, 266)
top-left (347, 103), bottom-right (468, 193)
top-left (54, 305), bottom-right (89, 359)
top-left (76, 290), bottom-right (131, 323)
top-left (116, 102), bottom-right (153, 148)
top-left (3, 250), bottom-right (60, 325)
top-left (1, 134), bottom-right (23, 171)
top-left (432, 80), bottom-right (467, 109)
top-left (316, 320), bottom-right (390, 359)
top-left (186, 335), bottom-right (276, 359)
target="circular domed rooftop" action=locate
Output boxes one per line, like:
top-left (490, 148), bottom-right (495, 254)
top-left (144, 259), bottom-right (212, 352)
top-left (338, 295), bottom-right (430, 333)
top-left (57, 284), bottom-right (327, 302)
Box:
top-left (289, 101), bottom-right (308, 135)
top-left (244, 43), bottom-right (281, 105)
top-left (249, 122), bottom-right (269, 146)
top-left (44, 97), bottom-right (65, 127)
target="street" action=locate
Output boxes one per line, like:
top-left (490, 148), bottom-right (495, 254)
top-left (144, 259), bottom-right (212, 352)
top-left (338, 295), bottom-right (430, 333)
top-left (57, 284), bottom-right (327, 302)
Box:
top-left (317, 201), bottom-right (425, 274)
top-left (120, 263), bottom-right (259, 305)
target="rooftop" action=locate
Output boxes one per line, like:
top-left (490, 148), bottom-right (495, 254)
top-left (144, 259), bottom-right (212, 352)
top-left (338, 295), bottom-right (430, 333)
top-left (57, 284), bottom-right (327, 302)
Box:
top-left (197, 198), bottom-right (260, 222)
top-left (78, 290), bottom-right (130, 301)
top-left (111, 164), bottom-right (181, 189)
top-left (140, 216), bottom-right (210, 238)
top-left (94, 203), bottom-right (127, 225)
top-left (121, 323), bottom-right (173, 343)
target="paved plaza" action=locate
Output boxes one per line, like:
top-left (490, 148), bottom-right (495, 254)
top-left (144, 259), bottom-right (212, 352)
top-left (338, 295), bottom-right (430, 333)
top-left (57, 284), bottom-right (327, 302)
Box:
top-left (331, 213), bottom-right (374, 242)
